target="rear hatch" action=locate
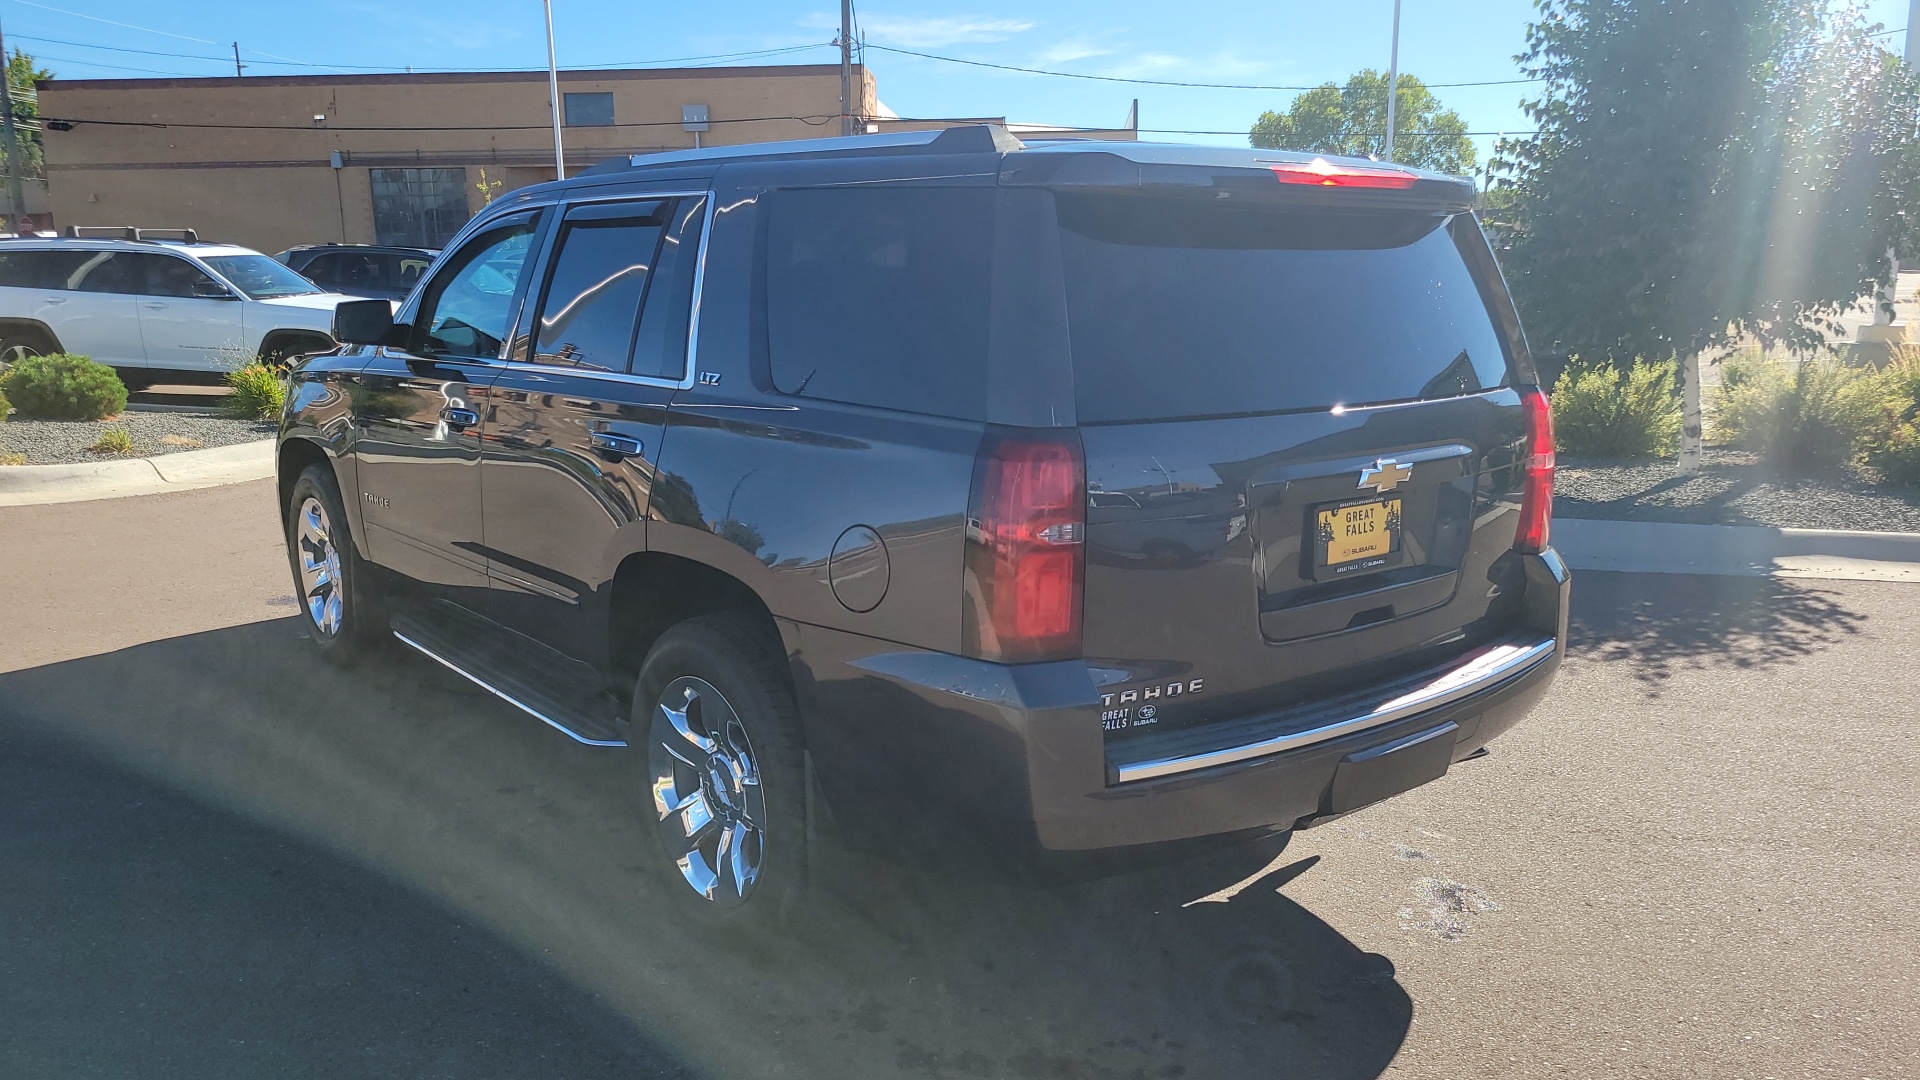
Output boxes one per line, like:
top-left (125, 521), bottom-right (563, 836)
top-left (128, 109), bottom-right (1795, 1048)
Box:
top-left (1039, 167), bottom-right (1540, 753)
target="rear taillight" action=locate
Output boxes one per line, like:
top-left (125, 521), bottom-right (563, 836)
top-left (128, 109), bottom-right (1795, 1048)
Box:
top-left (963, 430), bottom-right (1085, 664)
top-left (1268, 158), bottom-right (1419, 189)
top-left (1515, 387), bottom-right (1555, 553)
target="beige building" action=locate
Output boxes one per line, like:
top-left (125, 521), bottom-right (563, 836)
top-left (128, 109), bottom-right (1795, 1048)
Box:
top-left (37, 65), bottom-right (1135, 255)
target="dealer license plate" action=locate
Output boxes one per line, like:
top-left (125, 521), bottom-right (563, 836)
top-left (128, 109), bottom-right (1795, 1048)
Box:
top-left (1315, 497), bottom-right (1402, 572)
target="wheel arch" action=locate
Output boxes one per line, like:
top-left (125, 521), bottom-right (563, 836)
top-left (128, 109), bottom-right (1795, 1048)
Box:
top-left (608, 551), bottom-right (789, 702)
top-left (0, 318), bottom-right (63, 352)
top-left (276, 437), bottom-right (334, 529)
top-left (258, 328), bottom-right (336, 364)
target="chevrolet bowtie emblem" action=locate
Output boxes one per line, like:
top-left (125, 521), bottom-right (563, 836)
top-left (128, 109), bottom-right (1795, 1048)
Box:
top-left (1357, 459), bottom-right (1413, 493)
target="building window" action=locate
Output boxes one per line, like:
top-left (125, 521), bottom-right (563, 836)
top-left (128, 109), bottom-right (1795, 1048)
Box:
top-left (563, 92), bottom-right (615, 127)
top-left (369, 168), bottom-right (469, 248)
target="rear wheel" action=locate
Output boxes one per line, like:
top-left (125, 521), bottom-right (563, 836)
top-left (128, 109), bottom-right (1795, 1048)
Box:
top-left (284, 463), bottom-right (381, 665)
top-left (633, 613), bottom-right (807, 929)
top-left (0, 326), bottom-right (56, 375)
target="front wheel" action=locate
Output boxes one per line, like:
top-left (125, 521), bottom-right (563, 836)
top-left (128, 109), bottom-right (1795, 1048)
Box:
top-left (285, 462), bottom-right (381, 664)
top-left (633, 614), bottom-right (808, 929)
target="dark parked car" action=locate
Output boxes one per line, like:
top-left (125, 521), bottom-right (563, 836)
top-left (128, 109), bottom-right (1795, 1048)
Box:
top-left (277, 126), bottom-right (1567, 927)
top-left (274, 243), bottom-right (438, 302)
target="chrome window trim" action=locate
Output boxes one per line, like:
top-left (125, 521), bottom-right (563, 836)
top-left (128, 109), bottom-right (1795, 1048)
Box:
top-left (1108, 633), bottom-right (1557, 784)
top-left (511, 187), bottom-right (714, 391)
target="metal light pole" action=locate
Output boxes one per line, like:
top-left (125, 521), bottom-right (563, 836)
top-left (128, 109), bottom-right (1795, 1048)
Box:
top-left (1383, 0), bottom-right (1402, 162)
top-left (544, 0), bottom-right (565, 179)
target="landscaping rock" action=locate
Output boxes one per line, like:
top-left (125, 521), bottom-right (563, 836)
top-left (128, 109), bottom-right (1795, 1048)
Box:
top-left (1558, 449), bottom-right (1920, 532)
top-left (0, 413), bottom-right (273, 467)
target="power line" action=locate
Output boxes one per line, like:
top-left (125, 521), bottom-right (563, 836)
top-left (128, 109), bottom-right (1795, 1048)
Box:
top-left (12, 34), bottom-right (836, 75)
top-left (12, 0), bottom-right (221, 46)
top-left (41, 112), bottom-right (842, 132)
top-left (861, 43), bottom-right (1542, 90)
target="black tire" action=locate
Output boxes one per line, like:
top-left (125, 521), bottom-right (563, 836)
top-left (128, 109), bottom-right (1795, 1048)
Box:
top-left (631, 613), bottom-right (808, 931)
top-left (259, 333), bottom-right (333, 368)
top-left (0, 327), bottom-right (56, 371)
top-left (284, 462), bottom-right (382, 665)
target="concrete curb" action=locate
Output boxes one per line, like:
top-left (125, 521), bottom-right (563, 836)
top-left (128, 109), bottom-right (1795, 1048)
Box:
top-left (1555, 517), bottom-right (1920, 582)
top-left (0, 439), bottom-right (273, 507)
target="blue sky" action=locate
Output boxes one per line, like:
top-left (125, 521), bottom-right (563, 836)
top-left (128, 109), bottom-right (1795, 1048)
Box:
top-left (8, 0), bottom-right (1912, 166)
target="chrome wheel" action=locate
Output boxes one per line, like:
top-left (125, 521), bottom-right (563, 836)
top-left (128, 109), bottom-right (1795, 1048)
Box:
top-left (649, 675), bottom-right (767, 906)
top-left (294, 495), bottom-right (345, 637)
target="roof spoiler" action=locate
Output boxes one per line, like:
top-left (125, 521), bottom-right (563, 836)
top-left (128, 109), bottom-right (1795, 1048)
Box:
top-left (592, 123), bottom-right (1027, 175)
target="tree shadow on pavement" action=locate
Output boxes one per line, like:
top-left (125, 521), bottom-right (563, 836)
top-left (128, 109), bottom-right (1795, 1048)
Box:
top-left (1567, 570), bottom-right (1867, 693)
top-left (0, 619), bottom-right (1412, 1080)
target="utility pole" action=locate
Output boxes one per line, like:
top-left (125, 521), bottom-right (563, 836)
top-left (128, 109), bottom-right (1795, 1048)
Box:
top-left (1383, 0), bottom-right (1402, 162)
top-left (543, 0), bottom-right (564, 179)
top-left (839, 0), bottom-right (855, 136)
top-left (232, 42), bottom-right (245, 77)
top-left (0, 19), bottom-right (27, 234)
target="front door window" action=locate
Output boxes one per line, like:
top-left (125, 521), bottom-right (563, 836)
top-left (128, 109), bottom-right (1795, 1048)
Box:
top-left (412, 217), bottom-right (541, 360)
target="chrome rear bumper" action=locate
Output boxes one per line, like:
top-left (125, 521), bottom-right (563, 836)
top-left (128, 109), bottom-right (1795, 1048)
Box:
top-left (1108, 634), bottom-right (1558, 784)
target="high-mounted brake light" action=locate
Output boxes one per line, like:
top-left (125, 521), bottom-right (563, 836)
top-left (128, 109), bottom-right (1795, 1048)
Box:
top-left (1514, 387), bottom-right (1555, 553)
top-left (963, 431), bottom-right (1085, 664)
top-left (1268, 158), bottom-right (1419, 190)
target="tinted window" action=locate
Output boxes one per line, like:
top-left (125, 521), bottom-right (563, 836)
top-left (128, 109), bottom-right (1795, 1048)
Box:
top-left (134, 254), bottom-right (221, 298)
top-left (530, 201), bottom-right (665, 371)
top-left (371, 168), bottom-right (468, 248)
top-left (417, 216), bottom-right (540, 359)
top-left (631, 196), bottom-right (706, 380)
top-left (1055, 195), bottom-right (1512, 422)
top-left (763, 187), bottom-right (993, 419)
top-left (396, 255), bottom-right (433, 292)
top-left (204, 255), bottom-right (325, 299)
top-left (306, 251), bottom-right (387, 292)
top-left (71, 252), bottom-right (140, 294)
top-left (0, 250), bottom-right (90, 289)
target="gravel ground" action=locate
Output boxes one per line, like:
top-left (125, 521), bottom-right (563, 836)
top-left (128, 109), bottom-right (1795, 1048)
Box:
top-left (0, 411), bottom-right (273, 466)
top-left (1557, 448), bottom-right (1920, 531)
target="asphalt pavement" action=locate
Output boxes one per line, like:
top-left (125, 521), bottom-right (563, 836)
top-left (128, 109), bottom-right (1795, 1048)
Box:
top-left (1, 480), bottom-right (1914, 1079)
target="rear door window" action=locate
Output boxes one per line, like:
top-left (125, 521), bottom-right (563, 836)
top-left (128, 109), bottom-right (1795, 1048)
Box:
top-left (528, 200), bottom-right (667, 371)
top-left (1055, 194), bottom-right (1513, 422)
top-left (762, 186), bottom-right (994, 420)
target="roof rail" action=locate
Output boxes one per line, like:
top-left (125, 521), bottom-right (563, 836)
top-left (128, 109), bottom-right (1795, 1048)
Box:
top-left (61, 225), bottom-right (202, 244)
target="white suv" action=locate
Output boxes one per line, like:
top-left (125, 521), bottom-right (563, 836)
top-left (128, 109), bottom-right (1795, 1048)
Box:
top-left (0, 231), bottom-right (356, 388)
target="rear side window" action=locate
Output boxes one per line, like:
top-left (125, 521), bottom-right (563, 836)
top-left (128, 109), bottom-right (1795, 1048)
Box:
top-left (762, 186), bottom-right (994, 419)
top-left (1055, 195), bottom-right (1512, 422)
top-left (530, 200), bottom-right (667, 371)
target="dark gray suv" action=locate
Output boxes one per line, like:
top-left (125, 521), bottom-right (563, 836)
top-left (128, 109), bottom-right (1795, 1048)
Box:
top-left (277, 126), bottom-right (1567, 926)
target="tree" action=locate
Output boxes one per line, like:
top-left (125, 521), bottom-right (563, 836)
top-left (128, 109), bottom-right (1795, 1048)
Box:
top-left (1250, 70), bottom-right (1477, 174)
top-left (1491, 0), bottom-right (1919, 472)
top-left (7, 49), bottom-right (51, 178)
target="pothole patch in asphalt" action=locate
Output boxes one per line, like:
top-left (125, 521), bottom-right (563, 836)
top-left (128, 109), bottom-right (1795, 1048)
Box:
top-left (1397, 877), bottom-right (1501, 942)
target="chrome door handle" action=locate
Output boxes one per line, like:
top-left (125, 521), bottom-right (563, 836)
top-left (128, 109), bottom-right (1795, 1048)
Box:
top-left (42, 296), bottom-right (65, 305)
top-left (142, 303), bottom-right (168, 310)
top-left (442, 407), bottom-right (479, 429)
top-left (589, 431), bottom-right (643, 457)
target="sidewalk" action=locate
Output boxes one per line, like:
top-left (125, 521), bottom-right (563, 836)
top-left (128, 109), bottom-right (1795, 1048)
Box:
top-left (0, 440), bottom-right (273, 507)
top-left (1553, 518), bottom-right (1920, 582)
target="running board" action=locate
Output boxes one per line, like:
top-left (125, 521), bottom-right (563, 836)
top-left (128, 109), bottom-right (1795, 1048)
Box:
top-left (391, 603), bottom-right (627, 748)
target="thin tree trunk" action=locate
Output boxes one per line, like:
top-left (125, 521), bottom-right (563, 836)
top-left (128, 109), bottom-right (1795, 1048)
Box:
top-left (1677, 349), bottom-right (1704, 476)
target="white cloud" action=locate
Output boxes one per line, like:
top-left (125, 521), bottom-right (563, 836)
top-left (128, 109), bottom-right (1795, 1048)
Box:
top-left (816, 13), bottom-right (1036, 48)
top-left (1033, 40), bottom-right (1114, 66)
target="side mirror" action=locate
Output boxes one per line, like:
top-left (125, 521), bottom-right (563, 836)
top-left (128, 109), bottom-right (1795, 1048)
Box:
top-left (333, 298), bottom-right (396, 345)
top-left (191, 280), bottom-right (237, 300)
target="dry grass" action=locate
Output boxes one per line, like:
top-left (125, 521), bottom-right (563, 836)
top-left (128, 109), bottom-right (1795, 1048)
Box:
top-left (86, 427), bottom-right (137, 456)
top-left (157, 434), bottom-right (203, 449)
top-left (0, 450), bottom-right (26, 466)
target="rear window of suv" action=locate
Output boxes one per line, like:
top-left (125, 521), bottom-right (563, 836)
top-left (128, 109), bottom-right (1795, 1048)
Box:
top-left (1055, 194), bottom-right (1512, 423)
top-left (762, 186), bottom-right (994, 420)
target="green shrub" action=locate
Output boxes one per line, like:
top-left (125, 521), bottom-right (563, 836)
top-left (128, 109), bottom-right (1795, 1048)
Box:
top-left (87, 426), bottom-right (136, 456)
top-left (1550, 357), bottom-right (1682, 459)
top-left (1867, 421), bottom-right (1920, 488)
top-left (1, 353), bottom-right (127, 421)
top-left (223, 361), bottom-right (286, 421)
top-left (1881, 349), bottom-right (1920, 424)
top-left (1711, 359), bottom-right (1892, 472)
top-left (0, 382), bottom-right (11, 422)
